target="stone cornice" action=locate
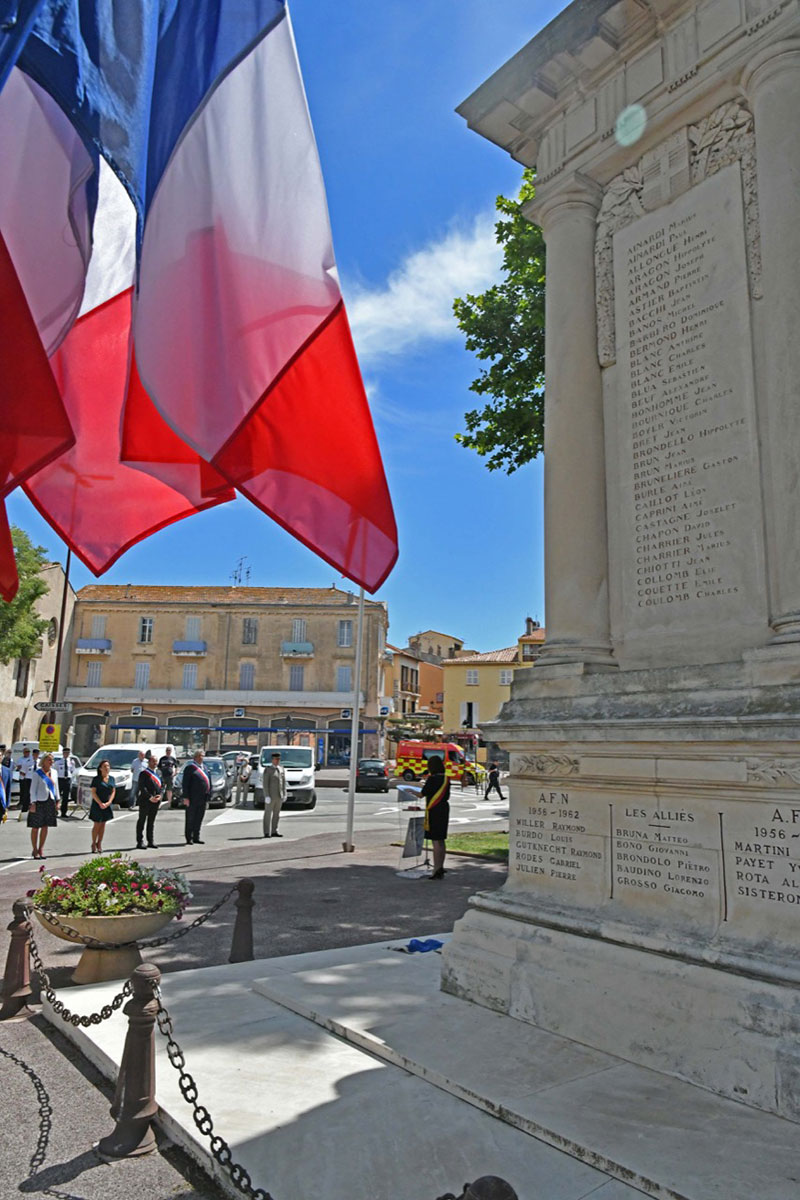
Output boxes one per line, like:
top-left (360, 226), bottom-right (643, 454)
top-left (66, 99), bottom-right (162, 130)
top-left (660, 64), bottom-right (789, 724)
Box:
top-left (458, 0), bottom-right (799, 183)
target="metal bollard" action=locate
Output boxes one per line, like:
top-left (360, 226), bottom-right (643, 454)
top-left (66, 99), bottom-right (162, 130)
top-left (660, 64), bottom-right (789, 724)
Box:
top-left (463, 1179), bottom-right (518, 1200)
top-left (229, 877), bottom-right (254, 963)
top-left (97, 963), bottom-right (160, 1160)
top-left (0, 899), bottom-right (34, 1020)
top-left (440, 1180), bottom-right (519, 1200)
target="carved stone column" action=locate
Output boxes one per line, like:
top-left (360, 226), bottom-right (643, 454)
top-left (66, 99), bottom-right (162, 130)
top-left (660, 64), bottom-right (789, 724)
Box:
top-left (527, 174), bottom-right (616, 669)
top-left (742, 41), bottom-right (800, 645)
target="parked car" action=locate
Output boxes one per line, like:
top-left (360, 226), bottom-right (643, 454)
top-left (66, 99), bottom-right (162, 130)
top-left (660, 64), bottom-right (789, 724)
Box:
top-left (356, 758), bottom-right (390, 793)
top-left (170, 756), bottom-right (232, 808)
top-left (75, 743), bottom-right (172, 808)
top-left (254, 745), bottom-right (316, 809)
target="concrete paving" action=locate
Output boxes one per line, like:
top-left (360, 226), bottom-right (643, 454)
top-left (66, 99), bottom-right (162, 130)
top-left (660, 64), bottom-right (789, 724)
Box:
top-left (43, 941), bottom-right (645, 1200)
top-left (43, 937), bottom-right (800, 1200)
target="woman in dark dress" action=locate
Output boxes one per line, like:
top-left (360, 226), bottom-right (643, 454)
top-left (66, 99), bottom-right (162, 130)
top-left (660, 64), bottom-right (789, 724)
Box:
top-left (89, 759), bottom-right (115, 854)
top-left (420, 755), bottom-right (450, 880)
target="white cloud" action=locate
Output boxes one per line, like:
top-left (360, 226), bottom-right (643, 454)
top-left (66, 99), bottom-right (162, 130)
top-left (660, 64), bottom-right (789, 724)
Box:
top-left (345, 213), bottom-right (501, 362)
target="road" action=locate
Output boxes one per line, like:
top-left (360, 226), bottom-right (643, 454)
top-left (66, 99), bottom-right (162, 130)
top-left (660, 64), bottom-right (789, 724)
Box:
top-left (0, 783), bottom-right (509, 891)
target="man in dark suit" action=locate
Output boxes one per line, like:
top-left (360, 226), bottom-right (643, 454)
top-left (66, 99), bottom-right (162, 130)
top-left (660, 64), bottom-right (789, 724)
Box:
top-left (182, 749), bottom-right (211, 845)
top-left (135, 753), bottom-right (163, 849)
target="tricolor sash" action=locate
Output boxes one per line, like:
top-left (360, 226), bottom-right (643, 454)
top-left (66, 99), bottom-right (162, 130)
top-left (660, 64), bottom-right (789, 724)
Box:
top-left (192, 765), bottom-right (210, 792)
top-left (424, 778), bottom-right (448, 833)
top-left (35, 767), bottom-right (57, 799)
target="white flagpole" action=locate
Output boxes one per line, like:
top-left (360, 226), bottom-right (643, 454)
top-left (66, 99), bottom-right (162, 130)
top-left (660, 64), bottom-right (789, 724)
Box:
top-left (344, 587), bottom-right (365, 852)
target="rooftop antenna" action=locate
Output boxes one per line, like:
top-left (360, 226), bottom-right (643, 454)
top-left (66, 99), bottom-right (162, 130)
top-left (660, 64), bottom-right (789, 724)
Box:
top-left (231, 555), bottom-right (249, 586)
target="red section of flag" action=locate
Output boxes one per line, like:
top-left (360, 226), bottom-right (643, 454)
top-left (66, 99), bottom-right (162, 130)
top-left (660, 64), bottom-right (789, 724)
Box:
top-left (24, 288), bottom-right (233, 574)
top-left (213, 302), bottom-right (398, 592)
top-left (0, 229), bottom-right (75, 600)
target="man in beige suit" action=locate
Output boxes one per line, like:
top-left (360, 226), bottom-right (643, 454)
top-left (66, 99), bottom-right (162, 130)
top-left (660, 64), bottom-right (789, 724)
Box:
top-left (263, 752), bottom-right (287, 838)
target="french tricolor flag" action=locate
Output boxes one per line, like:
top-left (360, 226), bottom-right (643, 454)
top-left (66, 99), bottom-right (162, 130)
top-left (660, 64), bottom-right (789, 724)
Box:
top-left (0, 1), bottom-right (397, 599)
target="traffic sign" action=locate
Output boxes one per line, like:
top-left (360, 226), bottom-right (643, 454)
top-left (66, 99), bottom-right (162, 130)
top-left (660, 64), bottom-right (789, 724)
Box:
top-left (39, 723), bottom-right (60, 751)
top-left (33, 701), bottom-right (72, 712)
top-left (379, 706), bottom-right (390, 717)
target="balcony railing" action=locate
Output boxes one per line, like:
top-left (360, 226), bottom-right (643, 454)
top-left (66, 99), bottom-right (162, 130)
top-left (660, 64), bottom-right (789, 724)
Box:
top-left (280, 641), bottom-right (314, 657)
top-left (75, 638), bottom-right (112, 654)
top-left (172, 640), bottom-right (207, 656)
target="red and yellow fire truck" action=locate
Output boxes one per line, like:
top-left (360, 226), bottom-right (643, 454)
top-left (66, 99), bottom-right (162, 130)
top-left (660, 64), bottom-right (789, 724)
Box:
top-left (393, 740), bottom-right (478, 784)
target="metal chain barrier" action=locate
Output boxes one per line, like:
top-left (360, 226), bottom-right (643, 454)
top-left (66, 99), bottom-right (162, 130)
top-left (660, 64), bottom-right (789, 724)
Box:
top-left (154, 986), bottom-right (275, 1200)
top-left (26, 918), bottom-right (132, 1026)
top-left (23, 880), bottom-right (239, 951)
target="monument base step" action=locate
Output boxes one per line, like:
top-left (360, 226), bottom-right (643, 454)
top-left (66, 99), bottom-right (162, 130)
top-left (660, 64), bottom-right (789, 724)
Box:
top-left (43, 938), bottom-right (798, 1200)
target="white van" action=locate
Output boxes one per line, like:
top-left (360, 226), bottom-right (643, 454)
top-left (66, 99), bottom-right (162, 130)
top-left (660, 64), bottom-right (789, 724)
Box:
top-left (256, 745), bottom-right (316, 809)
top-left (75, 742), bottom-right (171, 808)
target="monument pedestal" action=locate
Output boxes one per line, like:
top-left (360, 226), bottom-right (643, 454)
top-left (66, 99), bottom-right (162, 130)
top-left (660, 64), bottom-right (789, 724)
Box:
top-left (442, 663), bottom-right (800, 1121)
top-left (451, 0), bottom-right (800, 1124)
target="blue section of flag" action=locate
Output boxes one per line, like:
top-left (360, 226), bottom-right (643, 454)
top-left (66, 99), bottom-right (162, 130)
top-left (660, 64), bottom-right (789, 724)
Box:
top-left (15, 0), bottom-right (285, 239)
top-left (0, 0), bottom-right (48, 91)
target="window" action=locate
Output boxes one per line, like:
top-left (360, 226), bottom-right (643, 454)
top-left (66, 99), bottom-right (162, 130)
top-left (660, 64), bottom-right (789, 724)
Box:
top-left (466, 669), bottom-right (479, 685)
top-left (336, 665), bottom-right (352, 692)
top-left (134, 662), bottom-right (150, 690)
top-left (182, 663), bottom-right (198, 689)
top-left (337, 619), bottom-right (353, 647)
top-left (91, 615), bottom-right (106, 639)
top-left (15, 658), bottom-right (31, 697)
top-left (242, 617), bottom-right (258, 645)
top-left (522, 643), bottom-right (538, 661)
top-left (292, 618), bottom-right (307, 642)
top-left (138, 617), bottom-right (153, 644)
top-left (289, 663), bottom-right (304, 691)
top-left (499, 669), bottom-right (513, 685)
top-left (400, 665), bottom-right (419, 693)
top-left (185, 616), bottom-right (201, 640)
top-left (239, 662), bottom-right (255, 690)
top-left (86, 661), bottom-right (102, 688)
top-left (47, 618), bottom-right (58, 646)
top-left (460, 700), bottom-right (478, 727)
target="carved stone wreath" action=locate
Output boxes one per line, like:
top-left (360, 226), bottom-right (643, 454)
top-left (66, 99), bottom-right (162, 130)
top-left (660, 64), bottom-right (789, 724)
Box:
top-left (595, 99), bottom-right (761, 366)
top-left (745, 758), bottom-right (800, 787)
top-left (513, 753), bottom-right (580, 778)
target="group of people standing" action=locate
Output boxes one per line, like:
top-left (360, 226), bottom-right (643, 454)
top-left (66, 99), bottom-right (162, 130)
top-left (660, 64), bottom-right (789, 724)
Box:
top-left (11, 743), bottom-right (194, 860)
top-left (87, 746), bottom-right (214, 852)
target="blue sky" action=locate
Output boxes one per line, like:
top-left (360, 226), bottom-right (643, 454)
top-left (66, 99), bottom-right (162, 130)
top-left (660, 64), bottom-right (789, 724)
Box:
top-left (8, 0), bottom-right (565, 653)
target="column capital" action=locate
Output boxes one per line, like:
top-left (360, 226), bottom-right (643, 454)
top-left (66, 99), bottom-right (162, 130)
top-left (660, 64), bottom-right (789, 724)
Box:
top-left (524, 171), bottom-right (604, 232)
top-left (740, 38), bottom-right (800, 97)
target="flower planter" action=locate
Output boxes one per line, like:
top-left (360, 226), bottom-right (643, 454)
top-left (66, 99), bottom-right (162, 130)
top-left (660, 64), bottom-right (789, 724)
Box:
top-left (35, 909), bottom-right (173, 984)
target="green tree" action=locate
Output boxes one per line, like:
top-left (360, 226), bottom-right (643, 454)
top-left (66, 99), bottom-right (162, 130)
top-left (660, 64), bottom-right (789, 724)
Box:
top-left (0, 527), bottom-right (49, 664)
top-left (453, 168), bottom-right (545, 473)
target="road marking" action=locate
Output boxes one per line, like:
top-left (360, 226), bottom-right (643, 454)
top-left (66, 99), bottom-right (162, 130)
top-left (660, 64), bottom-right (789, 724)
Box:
top-left (208, 808), bottom-right (261, 825)
top-left (0, 857), bottom-right (29, 872)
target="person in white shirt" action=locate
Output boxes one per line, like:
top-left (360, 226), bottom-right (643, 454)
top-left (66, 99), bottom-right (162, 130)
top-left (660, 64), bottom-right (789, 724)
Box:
top-left (17, 748), bottom-right (34, 820)
top-left (57, 746), bottom-right (76, 819)
top-left (28, 751), bottom-right (58, 859)
top-left (235, 755), bottom-right (252, 806)
top-left (128, 750), bottom-right (147, 809)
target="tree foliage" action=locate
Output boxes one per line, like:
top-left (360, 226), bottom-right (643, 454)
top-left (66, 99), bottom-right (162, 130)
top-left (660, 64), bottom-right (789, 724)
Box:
top-left (0, 527), bottom-right (49, 664)
top-left (453, 169), bottom-right (545, 473)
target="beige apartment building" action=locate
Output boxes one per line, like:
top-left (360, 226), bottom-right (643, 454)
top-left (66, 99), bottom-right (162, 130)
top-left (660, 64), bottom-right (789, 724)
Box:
top-left (442, 620), bottom-right (545, 762)
top-left (65, 585), bottom-right (389, 763)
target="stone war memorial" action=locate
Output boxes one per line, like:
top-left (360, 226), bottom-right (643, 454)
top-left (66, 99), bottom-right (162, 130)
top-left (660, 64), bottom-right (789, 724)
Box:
top-left (443, 0), bottom-right (800, 1121)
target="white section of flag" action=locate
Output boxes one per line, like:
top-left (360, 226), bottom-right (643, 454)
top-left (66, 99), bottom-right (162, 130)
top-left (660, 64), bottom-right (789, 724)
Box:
top-left (0, 67), bottom-right (92, 353)
top-left (134, 12), bottom-right (341, 457)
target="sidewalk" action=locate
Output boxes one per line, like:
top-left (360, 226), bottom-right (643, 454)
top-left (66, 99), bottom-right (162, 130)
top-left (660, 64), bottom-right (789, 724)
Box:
top-left (0, 832), bottom-right (508, 1198)
top-left (44, 937), bottom-right (800, 1200)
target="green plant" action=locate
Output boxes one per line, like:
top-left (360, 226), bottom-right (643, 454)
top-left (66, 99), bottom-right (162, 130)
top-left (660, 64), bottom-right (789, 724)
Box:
top-left (29, 853), bottom-right (192, 918)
